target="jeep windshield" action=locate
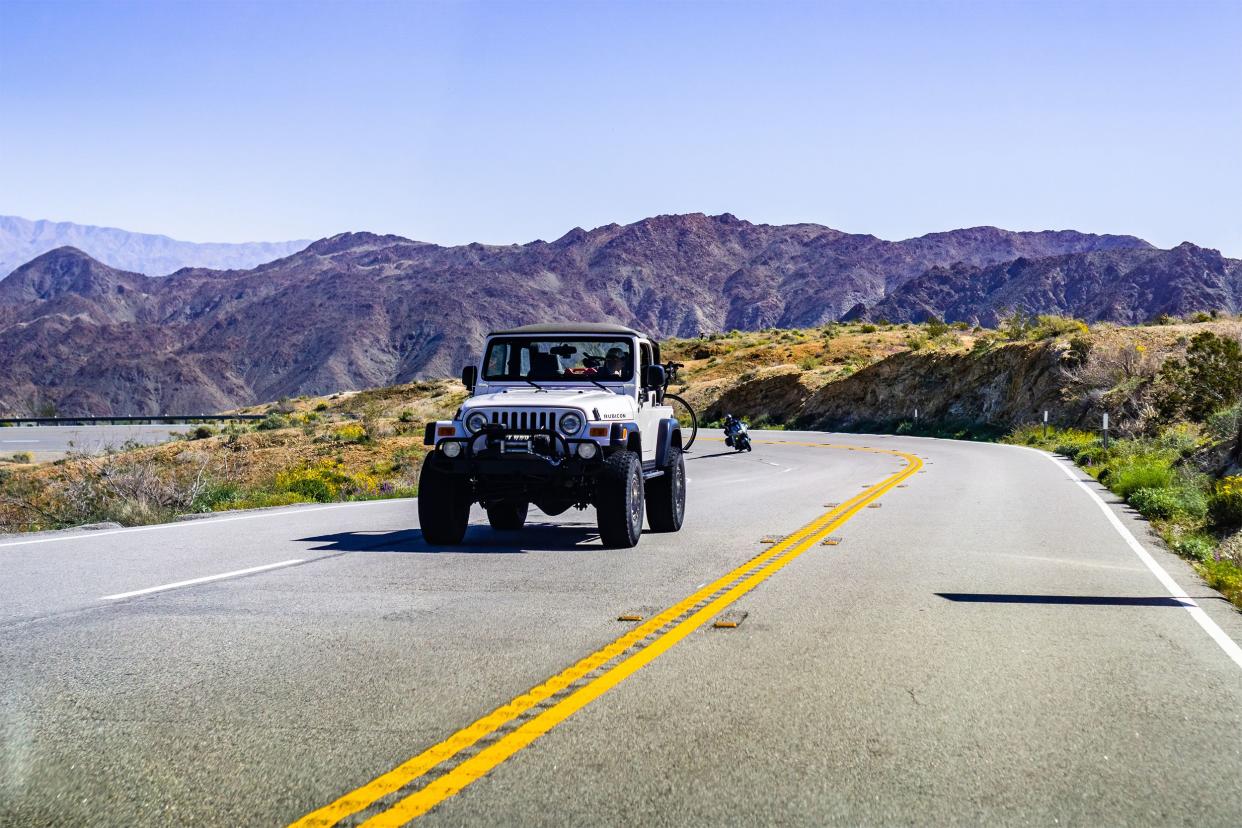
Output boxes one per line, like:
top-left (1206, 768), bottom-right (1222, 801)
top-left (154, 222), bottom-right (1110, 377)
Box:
top-left (483, 337), bottom-right (635, 383)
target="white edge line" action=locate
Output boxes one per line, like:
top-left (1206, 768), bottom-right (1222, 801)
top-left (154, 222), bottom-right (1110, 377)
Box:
top-left (1021, 445), bottom-right (1242, 671)
top-left (0, 498), bottom-right (412, 549)
top-left (100, 559), bottom-right (306, 601)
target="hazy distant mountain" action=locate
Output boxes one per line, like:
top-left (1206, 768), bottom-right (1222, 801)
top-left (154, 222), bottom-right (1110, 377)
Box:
top-left (0, 213), bottom-right (1162, 415)
top-left (0, 216), bottom-right (311, 277)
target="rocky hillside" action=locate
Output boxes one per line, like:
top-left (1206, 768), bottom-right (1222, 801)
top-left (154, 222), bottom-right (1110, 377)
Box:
top-left (0, 214), bottom-right (1156, 415)
top-left (0, 215), bottom-right (310, 277)
top-left (853, 243), bottom-right (1242, 325)
top-left (662, 319), bottom-right (1242, 435)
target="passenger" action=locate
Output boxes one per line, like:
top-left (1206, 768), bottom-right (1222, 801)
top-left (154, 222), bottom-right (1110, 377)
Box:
top-left (595, 347), bottom-right (627, 380)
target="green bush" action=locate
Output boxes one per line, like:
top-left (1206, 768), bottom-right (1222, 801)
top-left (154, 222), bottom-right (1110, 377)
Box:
top-left (1072, 444), bottom-right (1110, 466)
top-left (256, 412), bottom-right (289, 431)
top-left (1208, 476), bottom-right (1242, 530)
top-left (1171, 533), bottom-right (1216, 562)
top-left (190, 425), bottom-right (215, 440)
top-left (925, 317), bottom-right (950, 338)
top-left (1108, 459), bottom-right (1175, 498)
top-left (1029, 315), bottom-right (1088, 339)
top-left (859, 324), bottom-right (878, 334)
top-left (1157, 331), bottom-right (1242, 422)
top-left (1127, 486), bottom-right (1207, 521)
top-left (1205, 402), bottom-right (1241, 442)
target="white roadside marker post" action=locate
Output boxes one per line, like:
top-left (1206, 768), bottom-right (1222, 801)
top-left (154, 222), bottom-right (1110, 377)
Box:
top-left (1043, 409), bottom-right (1049, 440)
top-left (1102, 412), bottom-right (1110, 450)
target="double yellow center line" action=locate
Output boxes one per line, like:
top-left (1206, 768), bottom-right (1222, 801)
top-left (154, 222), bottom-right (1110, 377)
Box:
top-left (291, 441), bottom-right (921, 827)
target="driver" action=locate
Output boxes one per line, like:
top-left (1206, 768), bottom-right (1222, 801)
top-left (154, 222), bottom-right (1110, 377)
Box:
top-left (595, 347), bottom-right (627, 379)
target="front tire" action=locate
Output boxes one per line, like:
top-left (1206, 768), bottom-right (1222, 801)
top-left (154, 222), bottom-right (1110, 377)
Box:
top-left (486, 501), bottom-right (528, 531)
top-left (646, 447), bottom-right (685, 532)
top-left (418, 460), bottom-right (472, 545)
top-left (596, 451), bottom-right (644, 548)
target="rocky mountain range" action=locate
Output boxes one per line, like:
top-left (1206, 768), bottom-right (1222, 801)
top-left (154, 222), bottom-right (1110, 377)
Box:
top-left (1, 212), bottom-right (1234, 415)
top-left (853, 242), bottom-right (1242, 326)
top-left (0, 215), bottom-right (310, 278)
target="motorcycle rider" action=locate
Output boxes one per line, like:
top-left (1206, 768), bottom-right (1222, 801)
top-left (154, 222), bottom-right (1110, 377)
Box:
top-left (723, 413), bottom-right (742, 445)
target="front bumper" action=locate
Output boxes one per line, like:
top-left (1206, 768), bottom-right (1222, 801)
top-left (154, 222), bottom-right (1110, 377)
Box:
top-left (428, 425), bottom-right (604, 479)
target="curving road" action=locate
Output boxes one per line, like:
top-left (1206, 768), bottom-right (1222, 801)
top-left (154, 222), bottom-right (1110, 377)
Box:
top-left (0, 424), bottom-right (193, 461)
top-left (1, 431), bottom-right (1240, 827)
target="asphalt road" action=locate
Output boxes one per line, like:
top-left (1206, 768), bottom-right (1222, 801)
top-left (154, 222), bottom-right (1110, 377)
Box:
top-left (0, 424), bottom-right (193, 461)
top-left (1, 430), bottom-right (1240, 827)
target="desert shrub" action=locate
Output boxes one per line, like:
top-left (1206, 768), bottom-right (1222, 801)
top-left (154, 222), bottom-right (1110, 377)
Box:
top-left (1190, 311), bottom-right (1214, 323)
top-left (256, 412), bottom-right (289, 431)
top-left (275, 460), bottom-right (380, 503)
top-left (1157, 331), bottom-right (1242, 422)
top-left (1208, 476), bottom-right (1242, 530)
top-left (398, 410), bottom-right (415, 423)
top-left (2, 451), bottom-right (220, 529)
top-left (798, 356), bottom-right (820, 371)
top-left (190, 425), bottom-right (215, 440)
top-left (1128, 485), bottom-right (1207, 521)
top-left (906, 332), bottom-right (928, 351)
top-left (1029, 315), bottom-right (1087, 340)
top-left (333, 422), bottom-right (368, 444)
top-left (1170, 533), bottom-right (1216, 562)
top-left (1046, 429), bottom-right (1099, 456)
top-left (1108, 458), bottom-right (1175, 497)
top-left (9, 452), bottom-right (33, 464)
top-left (858, 324), bottom-right (877, 334)
top-left (314, 402), bottom-right (329, 412)
top-left (1218, 531), bottom-right (1242, 567)
top-left (1200, 557), bottom-right (1242, 605)
top-left (1158, 424), bottom-right (1204, 456)
top-left (1064, 342), bottom-right (1155, 390)
top-left (1205, 402), bottom-right (1241, 442)
top-left (999, 309), bottom-right (1035, 340)
top-left (925, 317), bottom-right (950, 338)
top-left (1072, 444), bottom-right (1110, 466)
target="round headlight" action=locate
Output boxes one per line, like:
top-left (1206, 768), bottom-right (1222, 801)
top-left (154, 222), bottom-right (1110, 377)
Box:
top-left (464, 411), bottom-right (490, 433)
top-left (558, 412), bottom-right (584, 436)
top-left (576, 442), bottom-right (598, 459)
top-left (441, 441), bottom-right (462, 458)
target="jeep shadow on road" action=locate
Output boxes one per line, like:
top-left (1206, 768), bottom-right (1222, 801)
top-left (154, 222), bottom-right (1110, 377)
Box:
top-left (296, 520), bottom-right (632, 554)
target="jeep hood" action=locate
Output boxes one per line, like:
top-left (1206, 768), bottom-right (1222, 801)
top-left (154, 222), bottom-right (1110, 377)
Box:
top-left (462, 387), bottom-right (633, 413)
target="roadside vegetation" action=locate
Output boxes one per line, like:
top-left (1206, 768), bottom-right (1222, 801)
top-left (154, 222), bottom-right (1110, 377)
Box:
top-left (0, 381), bottom-right (464, 533)
top-left (1003, 328), bottom-right (1242, 609)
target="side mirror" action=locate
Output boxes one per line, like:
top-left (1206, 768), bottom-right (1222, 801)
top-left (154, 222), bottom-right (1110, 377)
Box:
top-left (644, 364), bottom-right (666, 390)
top-left (461, 365), bottom-right (477, 392)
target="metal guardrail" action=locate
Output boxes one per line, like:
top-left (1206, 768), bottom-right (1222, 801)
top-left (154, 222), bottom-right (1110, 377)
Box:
top-left (0, 415), bottom-right (267, 426)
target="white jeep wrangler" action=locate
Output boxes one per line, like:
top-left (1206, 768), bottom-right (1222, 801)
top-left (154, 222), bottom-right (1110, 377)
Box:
top-left (420, 323), bottom-right (686, 548)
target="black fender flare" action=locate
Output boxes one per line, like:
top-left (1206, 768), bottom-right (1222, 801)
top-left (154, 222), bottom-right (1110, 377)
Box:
top-left (655, 418), bottom-right (683, 469)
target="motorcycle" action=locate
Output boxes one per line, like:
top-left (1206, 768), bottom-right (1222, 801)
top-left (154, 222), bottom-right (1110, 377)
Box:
top-left (725, 422), bottom-right (753, 452)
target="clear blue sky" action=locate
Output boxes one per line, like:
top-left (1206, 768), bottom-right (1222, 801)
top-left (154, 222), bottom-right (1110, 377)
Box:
top-left (1, 0), bottom-right (1239, 254)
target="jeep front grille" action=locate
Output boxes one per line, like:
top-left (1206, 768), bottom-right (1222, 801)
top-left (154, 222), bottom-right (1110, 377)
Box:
top-left (489, 409), bottom-right (559, 433)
